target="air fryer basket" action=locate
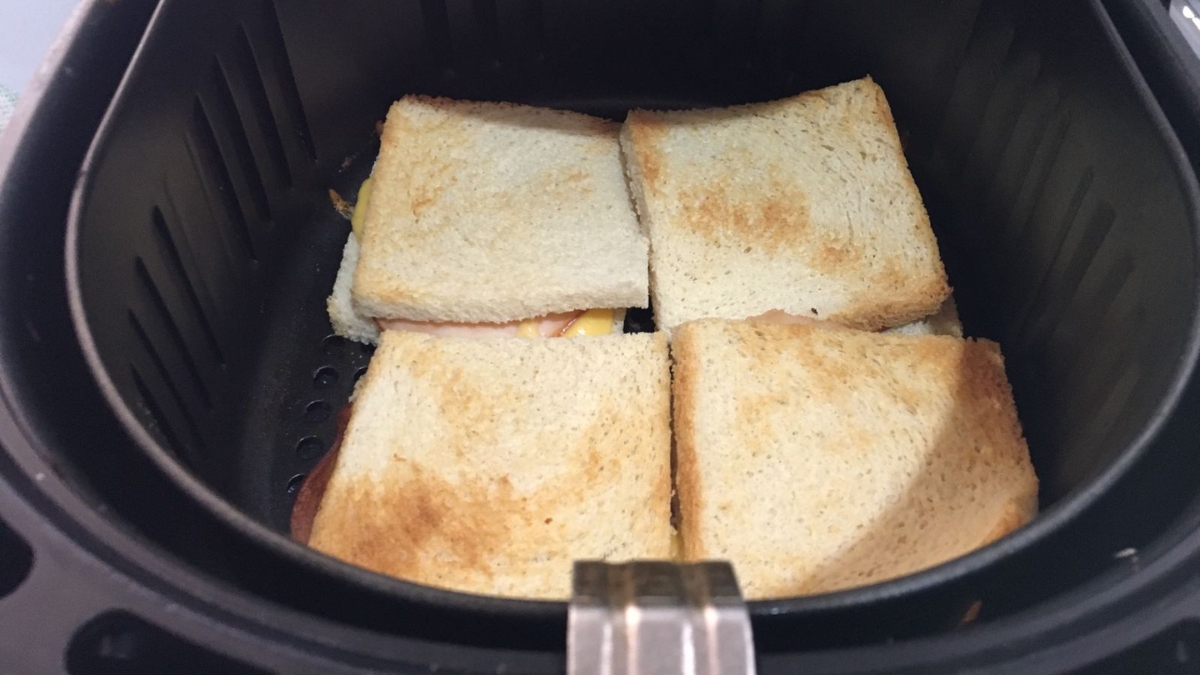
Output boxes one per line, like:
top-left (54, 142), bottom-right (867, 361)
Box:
top-left (4, 0), bottom-right (1200, 671)
top-left (56, 0), bottom-right (1200, 646)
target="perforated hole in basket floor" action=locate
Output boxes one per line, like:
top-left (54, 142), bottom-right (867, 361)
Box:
top-left (320, 335), bottom-right (347, 356)
top-left (312, 366), bottom-right (339, 388)
top-left (303, 400), bottom-right (332, 423)
top-left (295, 436), bottom-right (324, 460)
top-left (285, 473), bottom-right (306, 496)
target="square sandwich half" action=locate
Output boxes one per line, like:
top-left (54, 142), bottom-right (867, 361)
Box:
top-left (672, 320), bottom-right (1037, 599)
top-left (329, 95), bottom-right (649, 344)
top-left (306, 330), bottom-right (673, 599)
top-left (622, 77), bottom-right (951, 334)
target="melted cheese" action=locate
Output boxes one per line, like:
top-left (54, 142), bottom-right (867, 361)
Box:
top-left (561, 309), bottom-right (615, 337)
top-left (516, 319), bottom-right (542, 338)
top-left (350, 177), bottom-right (373, 239)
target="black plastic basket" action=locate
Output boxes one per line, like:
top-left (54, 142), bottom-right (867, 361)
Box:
top-left (5, 0), bottom-right (1200, 672)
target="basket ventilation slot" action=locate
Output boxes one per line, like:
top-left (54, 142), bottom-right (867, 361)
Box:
top-left (132, 258), bottom-right (215, 411)
top-left (208, 59), bottom-right (273, 225)
top-left (232, 25), bottom-right (293, 187)
top-left (186, 100), bottom-right (259, 262)
top-left (128, 311), bottom-right (208, 458)
top-left (261, 0), bottom-right (315, 161)
top-left (150, 207), bottom-right (227, 367)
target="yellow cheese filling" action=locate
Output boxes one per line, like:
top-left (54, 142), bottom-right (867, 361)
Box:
top-left (350, 177), bottom-right (373, 239)
top-left (561, 309), bottom-right (615, 337)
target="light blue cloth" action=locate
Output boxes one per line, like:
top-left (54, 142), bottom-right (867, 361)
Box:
top-left (0, 1), bottom-right (83, 134)
top-left (0, 85), bottom-right (16, 134)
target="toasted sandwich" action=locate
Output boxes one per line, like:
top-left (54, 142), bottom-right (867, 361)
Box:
top-left (328, 96), bottom-right (649, 343)
top-left (301, 329), bottom-right (673, 598)
top-left (621, 77), bottom-right (951, 334)
top-left (671, 319), bottom-right (1037, 599)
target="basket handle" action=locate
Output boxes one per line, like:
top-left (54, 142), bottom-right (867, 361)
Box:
top-left (1168, 0), bottom-right (1200, 59)
top-left (569, 561), bottom-right (757, 675)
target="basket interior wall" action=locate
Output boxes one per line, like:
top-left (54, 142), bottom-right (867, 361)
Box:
top-left (71, 0), bottom-right (1198, 539)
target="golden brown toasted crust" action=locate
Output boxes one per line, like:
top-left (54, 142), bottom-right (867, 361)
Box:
top-left (830, 273), bottom-right (954, 331)
top-left (673, 320), bottom-right (1038, 598)
top-left (623, 78), bottom-right (951, 333)
top-left (311, 460), bottom-right (517, 583)
top-left (806, 80), bottom-right (952, 332)
top-left (624, 111), bottom-right (667, 193)
top-left (675, 179), bottom-right (813, 256)
top-left (828, 81), bottom-right (951, 331)
top-left (670, 325), bottom-right (705, 561)
top-left (353, 96), bottom-right (649, 323)
top-left (311, 403), bottom-right (649, 585)
top-left (308, 331), bottom-right (672, 598)
top-left (980, 498), bottom-right (1039, 548)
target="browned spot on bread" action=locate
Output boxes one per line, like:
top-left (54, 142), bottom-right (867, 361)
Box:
top-left (671, 327), bottom-right (705, 560)
top-left (673, 319), bottom-right (1036, 599)
top-left (408, 348), bottom-right (518, 458)
top-left (733, 391), bottom-right (797, 459)
top-left (979, 501), bottom-right (1034, 548)
top-left (308, 331), bottom-right (672, 597)
top-left (873, 256), bottom-right (909, 291)
top-left (952, 339), bottom-right (1032, 460)
top-left (729, 324), bottom-right (863, 400)
top-left (388, 106), bottom-right (474, 222)
top-left (570, 396), bottom-right (668, 494)
top-left (529, 167), bottom-right (595, 199)
top-left (407, 146), bottom-right (464, 220)
top-left (310, 462), bottom-right (515, 582)
top-left (582, 446), bottom-right (609, 482)
top-left (409, 171), bottom-right (453, 218)
top-left (808, 239), bottom-right (866, 274)
top-left (677, 179), bottom-right (810, 254)
top-left (626, 114), bottom-right (667, 188)
top-left (829, 269), bottom-right (951, 331)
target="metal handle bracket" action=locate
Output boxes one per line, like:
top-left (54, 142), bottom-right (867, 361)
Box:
top-left (569, 561), bottom-right (756, 675)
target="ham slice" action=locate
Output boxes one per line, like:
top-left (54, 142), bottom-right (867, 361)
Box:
top-left (747, 309), bottom-right (825, 326)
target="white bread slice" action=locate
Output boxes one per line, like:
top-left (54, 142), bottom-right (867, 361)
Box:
top-left (621, 77), bottom-right (950, 334)
top-left (887, 297), bottom-right (963, 337)
top-left (672, 320), bottom-right (1037, 599)
top-left (308, 330), bottom-right (672, 598)
top-left (327, 233), bottom-right (381, 345)
top-left (328, 234), bottom-right (630, 345)
top-left (352, 96), bottom-right (650, 323)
